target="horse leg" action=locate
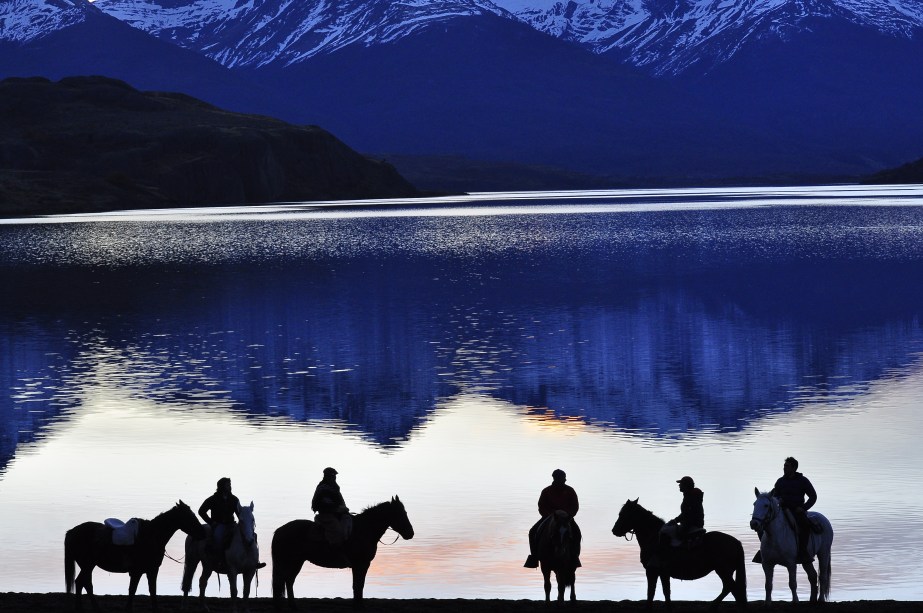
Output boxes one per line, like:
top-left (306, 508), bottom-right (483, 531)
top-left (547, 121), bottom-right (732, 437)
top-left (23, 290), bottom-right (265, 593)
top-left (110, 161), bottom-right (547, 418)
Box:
top-left (761, 563), bottom-right (774, 603)
top-left (351, 563), bottom-right (370, 603)
top-left (803, 561), bottom-right (819, 603)
top-left (645, 569), bottom-right (658, 610)
top-left (786, 563), bottom-right (799, 603)
top-left (75, 566), bottom-right (100, 612)
top-left (243, 569), bottom-right (256, 612)
top-left (541, 565), bottom-right (551, 602)
top-left (198, 567), bottom-right (213, 612)
top-left (127, 572), bottom-right (143, 613)
top-left (569, 571), bottom-right (576, 602)
top-left (147, 569), bottom-right (160, 613)
top-left (228, 573), bottom-right (239, 613)
top-left (714, 569), bottom-right (734, 603)
top-left (556, 570), bottom-right (565, 602)
top-left (661, 575), bottom-right (672, 611)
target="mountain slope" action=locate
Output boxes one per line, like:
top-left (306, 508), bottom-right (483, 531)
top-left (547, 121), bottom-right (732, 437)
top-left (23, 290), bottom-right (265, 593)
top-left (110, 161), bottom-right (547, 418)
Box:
top-left (0, 0), bottom-right (297, 119)
top-left (502, 0), bottom-right (923, 75)
top-left (0, 76), bottom-right (419, 216)
top-left (94, 0), bottom-right (516, 68)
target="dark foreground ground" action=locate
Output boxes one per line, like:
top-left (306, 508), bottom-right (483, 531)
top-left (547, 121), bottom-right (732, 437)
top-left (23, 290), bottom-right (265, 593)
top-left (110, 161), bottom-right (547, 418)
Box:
top-left (0, 593), bottom-right (915, 613)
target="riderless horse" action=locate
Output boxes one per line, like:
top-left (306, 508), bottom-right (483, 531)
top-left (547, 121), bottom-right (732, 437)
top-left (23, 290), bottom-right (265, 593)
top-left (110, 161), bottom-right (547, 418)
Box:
top-left (271, 496), bottom-right (414, 610)
top-left (612, 498), bottom-right (747, 609)
top-left (65, 500), bottom-right (205, 612)
top-left (750, 488), bottom-right (834, 603)
top-left (181, 501), bottom-right (262, 613)
top-left (533, 511), bottom-right (580, 602)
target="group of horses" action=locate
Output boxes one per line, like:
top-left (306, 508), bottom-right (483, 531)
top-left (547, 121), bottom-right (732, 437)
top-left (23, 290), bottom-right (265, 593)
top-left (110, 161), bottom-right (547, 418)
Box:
top-left (63, 489), bottom-right (833, 611)
top-left (519, 488), bottom-right (834, 609)
top-left (64, 496), bottom-right (413, 612)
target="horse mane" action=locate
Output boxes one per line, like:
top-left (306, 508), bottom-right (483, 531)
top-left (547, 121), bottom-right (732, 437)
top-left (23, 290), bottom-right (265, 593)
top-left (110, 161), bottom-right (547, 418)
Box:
top-left (632, 501), bottom-right (666, 526)
top-left (359, 499), bottom-right (398, 515)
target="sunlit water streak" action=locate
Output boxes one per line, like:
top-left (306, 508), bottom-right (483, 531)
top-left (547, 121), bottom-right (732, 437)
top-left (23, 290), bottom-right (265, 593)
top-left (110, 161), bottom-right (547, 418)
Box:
top-left (1, 186), bottom-right (923, 601)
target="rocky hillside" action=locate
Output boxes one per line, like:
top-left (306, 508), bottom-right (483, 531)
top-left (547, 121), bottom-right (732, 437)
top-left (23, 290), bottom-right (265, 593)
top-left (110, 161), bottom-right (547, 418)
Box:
top-left (862, 156), bottom-right (923, 185)
top-left (0, 76), bottom-right (419, 217)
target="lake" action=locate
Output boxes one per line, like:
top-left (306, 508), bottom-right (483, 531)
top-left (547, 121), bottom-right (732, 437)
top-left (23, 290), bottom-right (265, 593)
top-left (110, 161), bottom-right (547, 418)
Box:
top-left (1, 185), bottom-right (923, 601)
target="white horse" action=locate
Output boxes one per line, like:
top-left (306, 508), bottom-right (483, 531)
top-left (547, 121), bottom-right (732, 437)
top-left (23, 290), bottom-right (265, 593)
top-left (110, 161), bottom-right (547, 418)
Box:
top-left (750, 488), bottom-right (833, 603)
top-left (181, 501), bottom-right (262, 613)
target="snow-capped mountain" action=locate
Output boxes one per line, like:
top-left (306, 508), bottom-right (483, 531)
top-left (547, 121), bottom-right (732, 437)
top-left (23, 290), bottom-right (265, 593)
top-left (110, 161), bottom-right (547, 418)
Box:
top-left (0, 0), bottom-right (99, 43)
top-left (499, 0), bottom-right (923, 74)
top-left (90, 0), bottom-right (923, 74)
top-left (93, 0), bottom-right (516, 68)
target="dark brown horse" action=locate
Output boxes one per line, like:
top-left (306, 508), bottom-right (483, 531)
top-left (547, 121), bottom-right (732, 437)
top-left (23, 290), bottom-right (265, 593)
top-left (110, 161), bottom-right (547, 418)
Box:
top-left (65, 501), bottom-right (205, 612)
top-left (612, 498), bottom-right (747, 610)
top-left (271, 496), bottom-right (414, 610)
top-left (535, 512), bottom-right (580, 602)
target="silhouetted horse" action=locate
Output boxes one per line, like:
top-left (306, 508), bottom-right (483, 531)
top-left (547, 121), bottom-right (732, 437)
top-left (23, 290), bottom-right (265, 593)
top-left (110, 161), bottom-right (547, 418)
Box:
top-left (750, 488), bottom-right (834, 603)
top-left (271, 496), bottom-right (414, 610)
top-left (181, 501), bottom-right (262, 613)
top-left (65, 500), bottom-right (205, 612)
top-left (612, 498), bottom-right (746, 610)
top-left (535, 511), bottom-right (580, 602)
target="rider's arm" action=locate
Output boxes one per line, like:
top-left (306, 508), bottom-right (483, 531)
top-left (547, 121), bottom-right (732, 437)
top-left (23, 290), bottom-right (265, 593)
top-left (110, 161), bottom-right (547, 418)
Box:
top-left (198, 498), bottom-right (212, 524)
top-left (802, 478), bottom-right (817, 511)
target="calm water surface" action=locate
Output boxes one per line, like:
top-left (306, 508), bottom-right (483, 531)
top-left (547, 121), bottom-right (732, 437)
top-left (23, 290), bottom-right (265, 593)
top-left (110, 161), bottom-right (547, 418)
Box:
top-left (2, 185), bottom-right (923, 601)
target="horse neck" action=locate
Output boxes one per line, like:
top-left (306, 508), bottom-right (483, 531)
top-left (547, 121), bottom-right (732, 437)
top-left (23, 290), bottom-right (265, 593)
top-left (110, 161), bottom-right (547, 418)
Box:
top-left (631, 507), bottom-right (665, 551)
top-left (763, 497), bottom-right (797, 550)
top-left (355, 502), bottom-right (392, 541)
top-left (148, 509), bottom-right (184, 547)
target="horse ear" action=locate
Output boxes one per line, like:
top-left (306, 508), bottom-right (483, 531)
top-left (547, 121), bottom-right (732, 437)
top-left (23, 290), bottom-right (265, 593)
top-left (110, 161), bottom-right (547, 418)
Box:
top-left (178, 499), bottom-right (185, 506)
top-left (394, 495), bottom-right (400, 503)
top-left (754, 487), bottom-right (760, 498)
top-left (632, 498), bottom-right (639, 503)
top-left (249, 501), bottom-right (254, 510)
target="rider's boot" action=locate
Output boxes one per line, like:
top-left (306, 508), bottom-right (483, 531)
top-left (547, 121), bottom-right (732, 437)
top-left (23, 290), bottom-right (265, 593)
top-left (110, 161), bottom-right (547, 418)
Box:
top-left (752, 550), bottom-right (762, 563)
top-left (523, 554), bottom-right (539, 568)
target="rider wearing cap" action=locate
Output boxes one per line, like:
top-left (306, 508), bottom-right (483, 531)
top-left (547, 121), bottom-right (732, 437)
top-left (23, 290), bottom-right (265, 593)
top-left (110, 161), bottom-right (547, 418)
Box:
top-left (312, 467), bottom-right (350, 545)
top-left (523, 469), bottom-right (581, 568)
top-left (668, 476), bottom-right (705, 539)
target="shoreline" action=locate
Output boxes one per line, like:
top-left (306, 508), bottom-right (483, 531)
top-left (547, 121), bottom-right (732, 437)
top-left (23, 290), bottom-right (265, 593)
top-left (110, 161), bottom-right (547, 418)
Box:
top-left (0, 593), bottom-right (917, 612)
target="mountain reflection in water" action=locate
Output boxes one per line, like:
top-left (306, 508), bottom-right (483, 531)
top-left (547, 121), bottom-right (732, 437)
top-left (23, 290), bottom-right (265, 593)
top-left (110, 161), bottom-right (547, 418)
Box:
top-left (2, 189), bottom-right (923, 599)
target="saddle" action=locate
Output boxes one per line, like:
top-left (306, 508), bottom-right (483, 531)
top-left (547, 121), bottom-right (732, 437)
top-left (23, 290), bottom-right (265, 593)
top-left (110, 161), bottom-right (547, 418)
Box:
top-left (660, 523), bottom-right (705, 549)
top-left (313, 514), bottom-right (353, 545)
top-left (104, 518), bottom-right (140, 546)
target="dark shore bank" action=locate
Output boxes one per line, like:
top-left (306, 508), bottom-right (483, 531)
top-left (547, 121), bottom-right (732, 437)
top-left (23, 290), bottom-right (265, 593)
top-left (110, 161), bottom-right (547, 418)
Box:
top-left (0, 594), bottom-right (914, 613)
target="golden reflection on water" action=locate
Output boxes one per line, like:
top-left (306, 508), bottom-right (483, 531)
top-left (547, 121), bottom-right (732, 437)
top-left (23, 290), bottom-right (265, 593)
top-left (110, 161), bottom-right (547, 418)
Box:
top-left (1, 348), bottom-right (923, 600)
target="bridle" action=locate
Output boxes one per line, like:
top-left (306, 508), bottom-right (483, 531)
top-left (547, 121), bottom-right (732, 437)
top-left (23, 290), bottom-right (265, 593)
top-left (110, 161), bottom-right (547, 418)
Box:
top-left (752, 495), bottom-right (777, 531)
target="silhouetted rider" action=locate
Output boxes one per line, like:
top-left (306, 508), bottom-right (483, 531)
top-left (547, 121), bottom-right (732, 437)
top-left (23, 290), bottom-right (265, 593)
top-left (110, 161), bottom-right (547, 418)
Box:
top-left (199, 477), bottom-right (240, 554)
top-left (524, 469), bottom-right (582, 568)
top-left (312, 467), bottom-right (350, 544)
top-left (667, 475), bottom-right (704, 539)
top-left (773, 456), bottom-right (817, 562)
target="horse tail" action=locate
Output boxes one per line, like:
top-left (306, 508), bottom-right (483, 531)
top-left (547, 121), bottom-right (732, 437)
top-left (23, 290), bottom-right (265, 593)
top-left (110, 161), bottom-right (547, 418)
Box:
top-left (734, 539), bottom-right (748, 602)
top-left (271, 531), bottom-right (285, 600)
top-left (64, 529), bottom-right (75, 594)
top-left (181, 534), bottom-right (198, 594)
top-left (820, 547), bottom-right (832, 601)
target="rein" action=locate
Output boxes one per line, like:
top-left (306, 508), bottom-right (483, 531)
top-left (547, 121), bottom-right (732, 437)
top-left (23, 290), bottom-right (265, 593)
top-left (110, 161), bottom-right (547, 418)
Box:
top-left (163, 550), bottom-right (184, 564)
top-left (379, 530), bottom-right (401, 545)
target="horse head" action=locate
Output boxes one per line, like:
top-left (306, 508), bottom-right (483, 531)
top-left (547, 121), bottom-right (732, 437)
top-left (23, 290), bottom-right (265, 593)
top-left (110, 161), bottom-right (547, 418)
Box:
top-left (612, 498), bottom-right (640, 537)
top-left (388, 496), bottom-right (414, 540)
top-left (238, 501), bottom-right (256, 547)
top-left (176, 500), bottom-right (207, 539)
top-left (750, 488), bottom-right (778, 532)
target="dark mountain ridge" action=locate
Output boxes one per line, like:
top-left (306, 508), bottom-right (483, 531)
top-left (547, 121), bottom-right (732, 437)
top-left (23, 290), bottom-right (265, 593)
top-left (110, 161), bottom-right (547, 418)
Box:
top-left (0, 76), bottom-right (419, 216)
